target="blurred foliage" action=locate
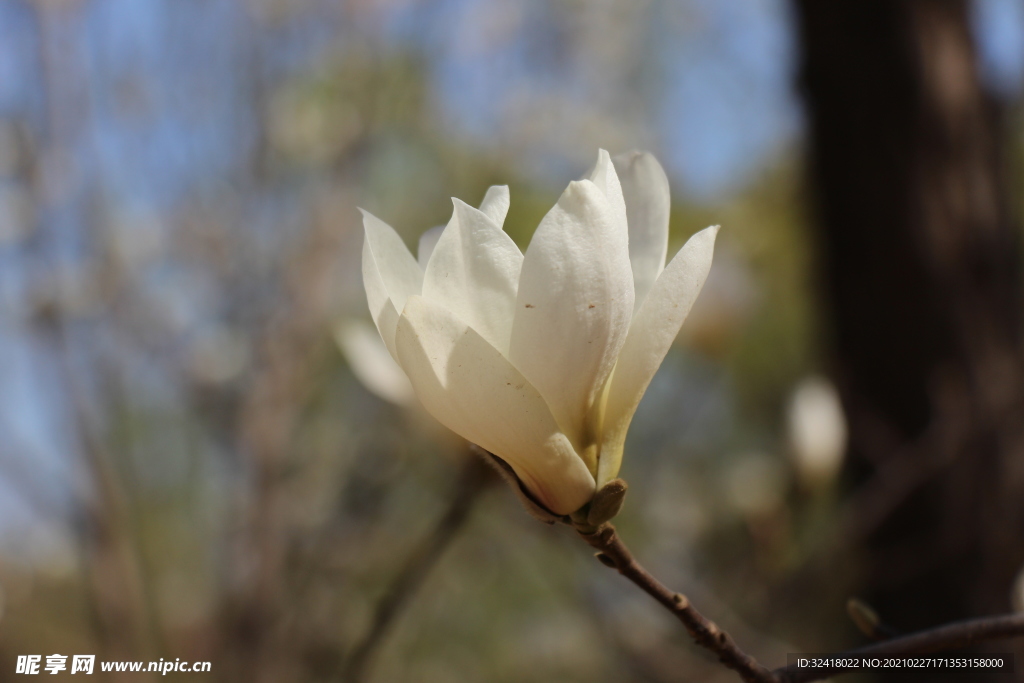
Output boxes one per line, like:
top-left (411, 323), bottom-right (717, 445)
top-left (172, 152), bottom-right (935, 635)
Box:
top-left (0, 0), bottom-right (1018, 682)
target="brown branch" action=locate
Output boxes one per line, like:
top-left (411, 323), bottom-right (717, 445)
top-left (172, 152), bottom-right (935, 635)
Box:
top-left (340, 455), bottom-right (492, 682)
top-left (773, 612), bottom-right (1024, 683)
top-left (576, 523), bottom-right (776, 683)
top-left (578, 522), bottom-right (1024, 683)
top-left (353, 448), bottom-right (1022, 683)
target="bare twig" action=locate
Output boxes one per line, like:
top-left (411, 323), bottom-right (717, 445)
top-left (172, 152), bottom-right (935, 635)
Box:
top-left (773, 612), bottom-right (1024, 683)
top-left (347, 444), bottom-right (1023, 683)
top-left (341, 455), bottom-right (492, 682)
top-left (576, 523), bottom-right (777, 683)
top-left (577, 522), bottom-right (1024, 683)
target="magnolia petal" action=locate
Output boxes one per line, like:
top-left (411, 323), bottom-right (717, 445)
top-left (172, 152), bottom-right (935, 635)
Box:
top-left (334, 320), bottom-right (414, 405)
top-left (479, 185), bottom-right (510, 228)
top-left (613, 151), bottom-right (670, 309)
top-left (375, 297), bottom-right (402, 362)
top-left (422, 199), bottom-right (523, 355)
top-left (598, 225), bottom-right (719, 486)
top-left (417, 225), bottom-right (445, 270)
top-left (588, 149), bottom-right (628, 240)
top-left (509, 179), bottom-right (634, 459)
top-left (361, 209), bottom-right (423, 359)
top-left (396, 295), bottom-right (596, 514)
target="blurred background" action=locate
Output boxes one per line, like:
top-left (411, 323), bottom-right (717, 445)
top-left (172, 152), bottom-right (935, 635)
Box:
top-left (1, 0), bottom-right (1023, 681)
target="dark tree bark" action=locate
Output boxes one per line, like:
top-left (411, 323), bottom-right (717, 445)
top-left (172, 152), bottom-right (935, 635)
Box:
top-left (792, 0), bottom-right (1024, 679)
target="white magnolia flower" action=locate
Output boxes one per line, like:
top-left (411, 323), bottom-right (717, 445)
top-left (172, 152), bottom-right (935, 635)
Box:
top-left (361, 150), bottom-right (717, 515)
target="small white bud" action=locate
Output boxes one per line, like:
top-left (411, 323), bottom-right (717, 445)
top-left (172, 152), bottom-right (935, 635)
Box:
top-left (787, 375), bottom-right (847, 488)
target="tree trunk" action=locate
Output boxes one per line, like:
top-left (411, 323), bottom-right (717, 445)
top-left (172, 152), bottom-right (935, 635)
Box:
top-left (792, 0), bottom-right (1024, 678)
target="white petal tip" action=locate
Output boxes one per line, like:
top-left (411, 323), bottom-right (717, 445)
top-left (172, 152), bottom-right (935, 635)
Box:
top-left (451, 197), bottom-right (502, 230)
top-left (451, 196), bottom-right (474, 214)
top-left (678, 225), bottom-right (720, 264)
top-left (359, 208), bottom-right (385, 232)
top-left (566, 178), bottom-right (596, 194)
top-left (695, 224), bottom-right (721, 242)
top-left (479, 185), bottom-right (511, 227)
top-left (556, 179), bottom-right (607, 215)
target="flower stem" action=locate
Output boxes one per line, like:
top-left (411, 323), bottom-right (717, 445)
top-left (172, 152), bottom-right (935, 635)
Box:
top-left (577, 523), bottom-right (1024, 683)
top-left (576, 523), bottom-right (776, 683)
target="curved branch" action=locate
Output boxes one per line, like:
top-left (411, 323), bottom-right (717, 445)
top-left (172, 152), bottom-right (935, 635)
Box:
top-left (773, 612), bottom-right (1024, 683)
top-left (578, 523), bottom-right (1024, 683)
top-left (577, 523), bottom-right (776, 683)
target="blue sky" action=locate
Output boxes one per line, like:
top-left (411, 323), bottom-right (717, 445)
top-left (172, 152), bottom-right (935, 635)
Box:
top-left (2, 0), bottom-right (1019, 208)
